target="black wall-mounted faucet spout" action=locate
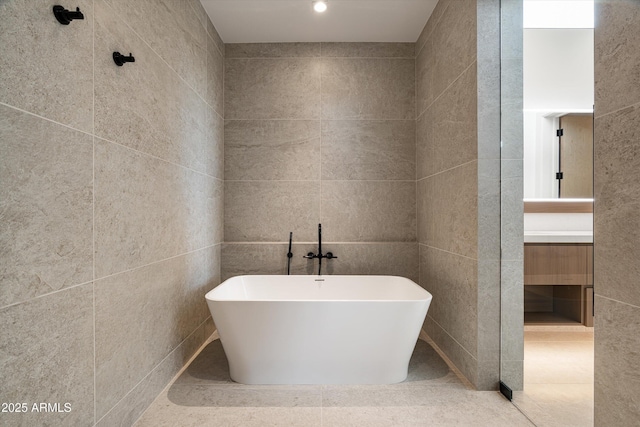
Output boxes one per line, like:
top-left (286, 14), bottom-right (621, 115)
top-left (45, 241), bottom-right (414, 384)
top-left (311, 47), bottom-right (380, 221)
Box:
top-left (303, 224), bottom-right (337, 275)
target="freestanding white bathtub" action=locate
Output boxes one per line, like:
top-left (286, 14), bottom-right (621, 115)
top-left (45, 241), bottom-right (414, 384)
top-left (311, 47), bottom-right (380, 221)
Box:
top-left (205, 275), bottom-right (432, 385)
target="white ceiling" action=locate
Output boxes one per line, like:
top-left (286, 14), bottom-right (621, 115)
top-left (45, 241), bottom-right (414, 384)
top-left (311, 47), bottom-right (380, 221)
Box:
top-left (200, 0), bottom-right (439, 43)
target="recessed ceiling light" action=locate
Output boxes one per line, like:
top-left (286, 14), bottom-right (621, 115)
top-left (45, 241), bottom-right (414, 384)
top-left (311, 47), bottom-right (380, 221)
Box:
top-left (313, 1), bottom-right (327, 13)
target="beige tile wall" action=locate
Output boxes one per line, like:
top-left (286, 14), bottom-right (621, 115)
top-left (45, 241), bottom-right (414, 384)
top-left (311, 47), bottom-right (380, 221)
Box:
top-left (594, 1), bottom-right (640, 424)
top-left (0, 3), bottom-right (510, 424)
top-left (416, 0), bottom-right (503, 390)
top-left (0, 0), bottom-right (224, 425)
top-left (222, 42), bottom-right (418, 280)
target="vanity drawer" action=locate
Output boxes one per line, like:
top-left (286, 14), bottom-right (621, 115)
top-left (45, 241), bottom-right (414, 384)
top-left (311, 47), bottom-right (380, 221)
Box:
top-left (524, 243), bottom-right (590, 286)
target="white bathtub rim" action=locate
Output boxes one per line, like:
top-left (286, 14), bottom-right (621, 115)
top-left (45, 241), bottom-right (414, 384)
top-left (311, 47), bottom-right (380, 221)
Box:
top-left (205, 274), bottom-right (432, 303)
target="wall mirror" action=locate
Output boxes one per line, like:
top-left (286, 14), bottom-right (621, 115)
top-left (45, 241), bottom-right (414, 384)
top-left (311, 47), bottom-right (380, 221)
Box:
top-left (523, 17), bottom-right (594, 199)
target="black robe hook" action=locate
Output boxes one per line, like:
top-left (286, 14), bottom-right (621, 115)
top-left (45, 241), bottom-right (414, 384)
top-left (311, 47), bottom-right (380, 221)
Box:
top-left (53, 5), bottom-right (84, 25)
top-left (113, 52), bottom-right (135, 66)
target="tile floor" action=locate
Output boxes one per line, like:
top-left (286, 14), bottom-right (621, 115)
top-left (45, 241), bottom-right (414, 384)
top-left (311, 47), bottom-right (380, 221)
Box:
top-left (513, 327), bottom-right (594, 427)
top-left (134, 337), bottom-right (535, 426)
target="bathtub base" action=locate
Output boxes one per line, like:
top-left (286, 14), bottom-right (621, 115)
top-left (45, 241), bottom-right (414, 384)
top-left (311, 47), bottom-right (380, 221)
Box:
top-left (213, 300), bottom-right (427, 385)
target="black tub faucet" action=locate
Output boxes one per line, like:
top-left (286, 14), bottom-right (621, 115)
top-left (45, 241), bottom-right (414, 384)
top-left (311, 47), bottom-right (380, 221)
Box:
top-left (303, 224), bottom-right (337, 275)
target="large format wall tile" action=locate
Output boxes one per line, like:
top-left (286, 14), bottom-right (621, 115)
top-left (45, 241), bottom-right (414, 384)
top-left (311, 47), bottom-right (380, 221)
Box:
top-left (497, 0), bottom-right (524, 392)
top-left (206, 15), bottom-right (224, 57)
top-left (423, 314), bottom-right (478, 387)
top-left (1, 0), bottom-right (225, 424)
top-left (430, 0), bottom-right (477, 102)
top-left (500, 159), bottom-right (523, 261)
top-left (594, 296), bottom-right (640, 426)
top-left (0, 285), bottom-right (94, 427)
top-left (96, 317), bottom-right (214, 427)
top-left (105, 0), bottom-right (208, 96)
top-left (222, 243), bottom-right (418, 281)
top-left (478, 158), bottom-right (501, 258)
top-left (594, 104), bottom-right (640, 307)
top-left (0, 0), bottom-right (93, 133)
top-left (95, 247), bottom-right (219, 419)
top-left (415, 0), bottom-right (451, 57)
top-left (420, 245), bottom-right (478, 359)
top-left (417, 0), bottom-right (477, 112)
top-left (225, 120), bottom-right (321, 180)
top-left (321, 58), bottom-right (415, 120)
top-left (95, 140), bottom-right (222, 278)
top-left (207, 34), bottom-right (225, 116)
top-left (221, 243), bottom-right (320, 280)
top-left (321, 243), bottom-right (419, 281)
top-left (321, 43), bottom-right (414, 58)
top-left (226, 43), bottom-right (321, 58)
top-left (94, 1), bottom-right (213, 176)
top-left (0, 106), bottom-right (93, 308)
top-left (418, 162), bottom-right (478, 258)
top-left (416, 35), bottom-right (436, 116)
top-left (208, 108), bottom-right (225, 180)
top-left (418, 66), bottom-right (478, 178)
top-left (594, 1), bottom-right (640, 117)
top-left (225, 58), bottom-right (321, 119)
top-left (499, 259), bottom-right (524, 365)
top-left (593, 2), bottom-right (640, 422)
top-left (416, 113), bottom-right (431, 181)
top-left (321, 181), bottom-right (416, 242)
top-left (322, 120), bottom-right (415, 181)
top-left (187, 0), bottom-right (209, 31)
top-left (225, 181), bottom-right (321, 242)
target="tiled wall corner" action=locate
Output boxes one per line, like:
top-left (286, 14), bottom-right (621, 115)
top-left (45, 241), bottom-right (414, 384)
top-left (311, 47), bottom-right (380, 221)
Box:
top-left (416, 0), bottom-right (502, 390)
top-left (416, 0), bottom-right (480, 388)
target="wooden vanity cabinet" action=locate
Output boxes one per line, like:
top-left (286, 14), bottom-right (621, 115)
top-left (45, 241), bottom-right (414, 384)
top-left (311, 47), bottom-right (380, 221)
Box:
top-left (524, 243), bottom-right (594, 326)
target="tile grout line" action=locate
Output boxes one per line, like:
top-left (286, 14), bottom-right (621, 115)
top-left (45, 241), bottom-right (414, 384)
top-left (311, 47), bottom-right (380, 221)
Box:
top-left (93, 243), bottom-right (223, 285)
top-left (594, 98), bottom-right (640, 120)
top-left (224, 118), bottom-right (414, 122)
top-left (416, 59), bottom-right (477, 122)
top-left (422, 330), bottom-right (475, 390)
top-left (320, 386), bottom-right (324, 427)
top-left (223, 241), bottom-right (418, 245)
top-left (415, 1), bottom-right (450, 59)
top-left (92, 134), bottom-right (223, 181)
top-left (0, 277), bottom-right (95, 312)
top-left (418, 242), bottom-right (479, 262)
top-left (594, 294), bottom-right (640, 311)
top-left (186, 0), bottom-right (224, 60)
top-left (0, 101), bottom-right (222, 182)
top-left (0, 102), bottom-right (93, 138)
top-left (226, 179), bottom-right (417, 182)
top-left (414, 39), bottom-right (419, 249)
top-left (226, 55), bottom-right (416, 60)
top-left (0, 239), bottom-right (221, 311)
top-left (417, 158), bottom-right (478, 181)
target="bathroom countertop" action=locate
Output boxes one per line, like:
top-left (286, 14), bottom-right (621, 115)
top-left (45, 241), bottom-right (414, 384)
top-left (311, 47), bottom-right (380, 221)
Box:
top-left (524, 231), bottom-right (593, 243)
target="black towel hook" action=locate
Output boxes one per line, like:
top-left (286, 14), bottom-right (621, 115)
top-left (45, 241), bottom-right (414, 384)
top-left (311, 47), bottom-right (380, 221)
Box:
top-left (113, 52), bottom-right (135, 66)
top-left (53, 5), bottom-right (84, 25)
